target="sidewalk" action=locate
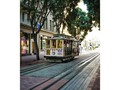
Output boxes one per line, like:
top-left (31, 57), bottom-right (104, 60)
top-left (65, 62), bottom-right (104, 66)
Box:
top-left (87, 67), bottom-right (100, 90)
top-left (20, 51), bottom-right (45, 67)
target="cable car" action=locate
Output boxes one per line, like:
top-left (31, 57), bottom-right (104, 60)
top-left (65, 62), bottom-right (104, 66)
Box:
top-left (44, 34), bottom-right (79, 62)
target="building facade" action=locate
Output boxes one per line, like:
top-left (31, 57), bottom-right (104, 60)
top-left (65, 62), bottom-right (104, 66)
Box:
top-left (20, 11), bottom-right (57, 55)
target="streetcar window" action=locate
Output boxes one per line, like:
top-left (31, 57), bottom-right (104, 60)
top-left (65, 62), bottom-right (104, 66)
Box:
top-left (57, 40), bottom-right (62, 48)
top-left (64, 40), bottom-right (72, 55)
top-left (51, 40), bottom-right (56, 48)
top-left (46, 50), bottom-right (50, 55)
top-left (46, 40), bottom-right (50, 48)
top-left (67, 40), bottom-right (70, 47)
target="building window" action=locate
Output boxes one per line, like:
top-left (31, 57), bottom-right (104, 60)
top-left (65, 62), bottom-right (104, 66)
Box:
top-left (45, 18), bottom-right (48, 29)
top-left (42, 18), bottom-right (47, 30)
top-left (50, 20), bottom-right (51, 31)
top-left (43, 22), bottom-right (45, 29)
top-left (22, 12), bottom-right (24, 22)
top-left (20, 12), bottom-right (22, 21)
top-left (50, 20), bottom-right (54, 31)
top-left (43, 20), bottom-right (46, 29)
top-left (27, 14), bottom-right (30, 22)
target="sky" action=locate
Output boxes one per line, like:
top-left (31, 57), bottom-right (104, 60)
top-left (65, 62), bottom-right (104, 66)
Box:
top-left (77, 1), bottom-right (88, 13)
top-left (85, 27), bottom-right (100, 41)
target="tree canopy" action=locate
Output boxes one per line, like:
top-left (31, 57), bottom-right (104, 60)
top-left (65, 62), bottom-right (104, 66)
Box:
top-left (66, 7), bottom-right (91, 40)
top-left (50, 0), bottom-right (100, 40)
top-left (51, 0), bottom-right (80, 34)
top-left (65, 0), bottom-right (100, 40)
top-left (83, 0), bottom-right (100, 28)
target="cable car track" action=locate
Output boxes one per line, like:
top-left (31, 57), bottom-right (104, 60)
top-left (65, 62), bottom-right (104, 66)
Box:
top-left (29, 53), bottom-right (99, 90)
top-left (21, 63), bottom-right (49, 72)
top-left (60, 56), bottom-right (100, 90)
top-left (20, 63), bottom-right (58, 76)
top-left (21, 53), bottom-right (96, 76)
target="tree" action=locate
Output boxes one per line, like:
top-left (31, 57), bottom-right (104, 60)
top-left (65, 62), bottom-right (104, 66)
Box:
top-left (51, 0), bottom-right (100, 41)
top-left (66, 7), bottom-right (91, 40)
top-left (51, 1), bottom-right (92, 41)
top-left (51, 0), bottom-right (80, 34)
top-left (83, 0), bottom-right (100, 29)
top-left (20, 0), bottom-right (56, 60)
top-left (66, 0), bottom-right (100, 41)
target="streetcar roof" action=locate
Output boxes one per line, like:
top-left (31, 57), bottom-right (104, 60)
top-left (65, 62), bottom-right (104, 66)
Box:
top-left (46, 38), bottom-right (74, 40)
top-left (45, 34), bottom-right (79, 41)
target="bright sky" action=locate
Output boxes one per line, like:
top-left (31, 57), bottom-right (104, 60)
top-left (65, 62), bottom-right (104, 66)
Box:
top-left (85, 27), bottom-right (100, 41)
top-left (77, 1), bottom-right (88, 13)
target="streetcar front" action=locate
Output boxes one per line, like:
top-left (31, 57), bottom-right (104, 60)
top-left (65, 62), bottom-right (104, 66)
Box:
top-left (44, 38), bottom-right (64, 62)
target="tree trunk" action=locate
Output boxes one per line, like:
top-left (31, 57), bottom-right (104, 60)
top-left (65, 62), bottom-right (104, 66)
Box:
top-left (33, 34), bottom-right (40, 60)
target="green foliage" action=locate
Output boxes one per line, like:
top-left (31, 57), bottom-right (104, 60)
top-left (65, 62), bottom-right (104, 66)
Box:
top-left (66, 0), bottom-right (100, 40)
top-left (83, 0), bottom-right (100, 28)
top-left (51, 0), bottom-right (80, 33)
top-left (66, 7), bottom-right (91, 39)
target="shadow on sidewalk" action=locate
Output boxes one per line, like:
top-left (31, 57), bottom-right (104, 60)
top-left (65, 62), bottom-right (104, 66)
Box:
top-left (20, 52), bottom-right (45, 67)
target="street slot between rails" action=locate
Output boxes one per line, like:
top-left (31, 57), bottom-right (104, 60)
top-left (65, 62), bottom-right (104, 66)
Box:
top-left (21, 63), bottom-right (51, 73)
top-left (29, 53), bottom-right (99, 90)
top-left (21, 63), bottom-right (47, 70)
top-left (21, 63), bottom-right (58, 76)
